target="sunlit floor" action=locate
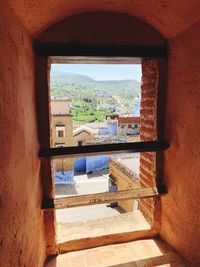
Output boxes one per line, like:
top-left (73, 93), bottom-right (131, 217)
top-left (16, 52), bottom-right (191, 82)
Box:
top-left (45, 238), bottom-right (189, 267)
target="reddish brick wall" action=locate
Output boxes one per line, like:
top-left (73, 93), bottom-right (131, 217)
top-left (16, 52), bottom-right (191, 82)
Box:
top-left (139, 59), bottom-right (159, 226)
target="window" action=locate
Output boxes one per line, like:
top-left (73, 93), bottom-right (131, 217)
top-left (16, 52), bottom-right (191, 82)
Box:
top-left (36, 47), bottom-right (168, 254)
top-left (78, 140), bottom-right (83, 146)
top-left (56, 126), bottom-right (65, 138)
top-left (58, 130), bottom-right (64, 137)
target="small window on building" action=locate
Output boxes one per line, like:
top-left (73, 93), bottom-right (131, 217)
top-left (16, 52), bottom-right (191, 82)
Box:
top-left (128, 124), bottom-right (132, 128)
top-left (58, 130), bottom-right (64, 137)
top-left (56, 126), bottom-right (65, 138)
top-left (78, 140), bottom-right (83, 146)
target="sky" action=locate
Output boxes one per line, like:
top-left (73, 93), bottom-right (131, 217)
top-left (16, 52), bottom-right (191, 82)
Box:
top-left (51, 64), bottom-right (141, 81)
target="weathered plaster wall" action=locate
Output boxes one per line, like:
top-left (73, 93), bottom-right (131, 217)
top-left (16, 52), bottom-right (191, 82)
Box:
top-left (8, 0), bottom-right (200, 38)
top-left (160, 22), bottom-right (200, 265)
top-left (37, 12), bottom-right (164, 45)
top-left (0, 2), bottom-right (46, 267)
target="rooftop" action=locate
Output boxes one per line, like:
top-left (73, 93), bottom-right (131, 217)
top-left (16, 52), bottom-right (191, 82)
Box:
top-left (118, 116), bottom-right (140, 124)
top-left (73, 125), bottom-right (97, 137)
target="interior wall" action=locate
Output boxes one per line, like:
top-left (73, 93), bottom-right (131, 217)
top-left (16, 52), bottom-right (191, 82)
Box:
top-left (36, 12), bottom-right (165, 45)
top-left (160, 21), bottom-right (200, 265)
top-left (0, 2), bottom-right (46, 267)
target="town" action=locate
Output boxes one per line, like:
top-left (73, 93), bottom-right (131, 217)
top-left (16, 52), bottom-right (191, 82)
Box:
top-left (50, 72), bottom-right (144, 243)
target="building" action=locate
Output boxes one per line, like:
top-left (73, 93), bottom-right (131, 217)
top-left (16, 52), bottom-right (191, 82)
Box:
top-left (73, 125), bottom-right (96, 146)
top-left (98, 118), bottom-right (118, 135)
top-left (109, 155), bottom-right (140, 212)
top-left (118, 116), bottom-right (140, 135)
top-left (1, 2), bottom-right (200, 267)
top-left (51, 97), bottom-right (71, 114)
top-left (51, 99), bottom-right (73, 171)
top-left (133, 95), bottom-right (140, 116)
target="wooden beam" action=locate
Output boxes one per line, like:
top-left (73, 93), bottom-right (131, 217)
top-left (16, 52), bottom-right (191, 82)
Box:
top-left (34, 43), bottom-right (167, 58)
top-left (49, 56), bottom-right (141, 64)
top-left (39, 140), bottom-right (169, 160)
top-left (42, 186), bottom-right (166, 209)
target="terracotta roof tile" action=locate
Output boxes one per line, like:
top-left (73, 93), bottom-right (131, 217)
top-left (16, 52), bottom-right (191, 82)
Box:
top-left (118, 117), bottom-right (140, 124)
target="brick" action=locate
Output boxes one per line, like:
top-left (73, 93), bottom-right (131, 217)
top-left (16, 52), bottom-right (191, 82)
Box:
top-left (141, 83), bottom-right (157, 92)
top-left (139, 58), bottom-right (159, 225)
top-left (140, 135), bottom-right (156, 142)
top-left (140, 165), bottom-right (155, 177)
top-left (139, 204), bottom-right (154, 225)
top-left (140, 177), bottom-right (155, 187)
top-left (140, 108), bottom-right (154, 116)
top-left (140, 157), bottom-right (154, 170)
top-left (140, 171), bottom-right (155, 183)
top-left (140, 118), bottom-right (156, 127)
top-left (140, 126), bottom-right (157, 135)
top-left (141, 90), bottom-right (158, 98)
top-left (140, 153), bottom-right (155, 163)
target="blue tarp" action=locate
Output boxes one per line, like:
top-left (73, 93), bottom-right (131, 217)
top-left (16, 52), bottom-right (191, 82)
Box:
top-left (74, 153), bottom-right (139, 174)
top-left (74, 157), bottom-right (86, 173)
top-left (86, 155), bottom-right (111, 173)
top-left (54, 153), bottom-right (139, 183)
top-left (54, 170), bottom-right (75, 184)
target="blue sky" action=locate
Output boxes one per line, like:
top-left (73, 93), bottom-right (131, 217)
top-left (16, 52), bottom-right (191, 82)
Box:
top-left (51, 64), bottom-right (141, 81)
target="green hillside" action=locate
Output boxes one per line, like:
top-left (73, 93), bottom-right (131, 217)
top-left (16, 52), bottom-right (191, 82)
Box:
top-left (50, 70), bottom-right (141, 124)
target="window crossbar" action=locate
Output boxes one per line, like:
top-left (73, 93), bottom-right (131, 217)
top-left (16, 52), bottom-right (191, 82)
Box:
top-left (39, 140), bottom-right (169, 159)
top-left (42, 185), bottom-right (167, 210)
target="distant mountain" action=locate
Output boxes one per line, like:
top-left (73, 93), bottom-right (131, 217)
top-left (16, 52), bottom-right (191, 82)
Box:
top-left (51, 70), bottom-right (94, 83)
top-left (51, 70), bottom-right (140, 88)
top-left (50, 70), bottom-right (141, 123)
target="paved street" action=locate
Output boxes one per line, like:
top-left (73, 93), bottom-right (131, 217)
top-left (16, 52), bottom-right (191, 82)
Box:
top-left (55, 169), bottom-right (122, 223)
top-left (55, 169), bottom-right (109, 197)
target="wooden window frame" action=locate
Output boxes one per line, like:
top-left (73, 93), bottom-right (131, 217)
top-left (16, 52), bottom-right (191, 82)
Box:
top-left (35, 43), bottom-right (168, 254)
top-left (36, 43), bottom-right (168, 209)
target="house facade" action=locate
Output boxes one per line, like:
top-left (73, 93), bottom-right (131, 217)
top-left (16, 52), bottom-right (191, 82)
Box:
top-left (51, 99), bottom-right (74, 171)
top-left (118, 116), bottom-right (140, 136)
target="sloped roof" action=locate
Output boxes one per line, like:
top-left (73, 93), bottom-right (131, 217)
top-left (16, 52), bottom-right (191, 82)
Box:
top-left (118, 117), bottom-right (140, 124)
top-left (73, 125), bottom-right (96, 137)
